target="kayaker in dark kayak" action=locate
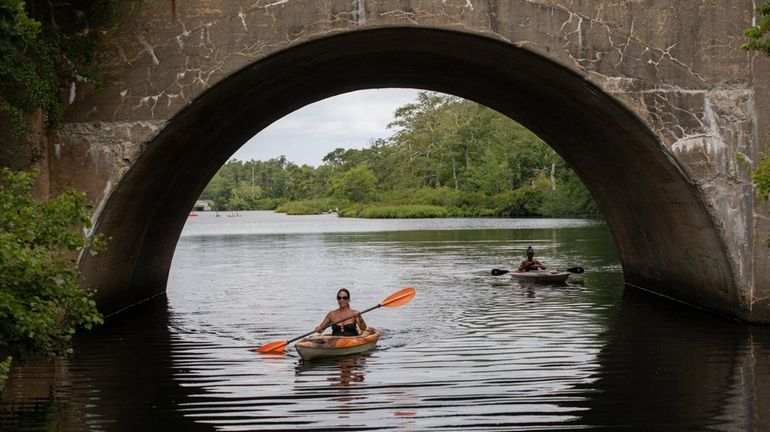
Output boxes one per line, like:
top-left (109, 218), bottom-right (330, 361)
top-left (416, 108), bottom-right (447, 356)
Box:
top-left (517, 246), bottom-right (547, 272)
top-left (314, 288), bottom-right (369, 336)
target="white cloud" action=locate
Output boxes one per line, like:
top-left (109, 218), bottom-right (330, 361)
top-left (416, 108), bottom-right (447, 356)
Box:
top-left (230, 88), bottom-right (420, 166)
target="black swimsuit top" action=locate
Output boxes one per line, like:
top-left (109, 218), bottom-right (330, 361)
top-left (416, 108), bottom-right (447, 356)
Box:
top-left (331, 323), bottom-right (358, 336)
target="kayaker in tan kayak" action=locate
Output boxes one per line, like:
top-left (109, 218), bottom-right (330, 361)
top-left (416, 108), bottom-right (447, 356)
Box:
top-left (517, 246), bottom-right (546, 272)
top-left (313, 289), bottom-right (369, 336)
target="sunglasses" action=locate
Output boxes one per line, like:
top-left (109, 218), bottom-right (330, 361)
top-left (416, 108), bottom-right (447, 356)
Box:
top-left (337, 296), bottom-right (349, 300)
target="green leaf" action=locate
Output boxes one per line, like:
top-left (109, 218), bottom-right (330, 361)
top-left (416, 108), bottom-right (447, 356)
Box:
top-left (0, 168), bottom-right (104, 359)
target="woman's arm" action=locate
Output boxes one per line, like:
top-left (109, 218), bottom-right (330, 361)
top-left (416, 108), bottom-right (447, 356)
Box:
top-left (356, 313), bottom-right (367, 332)
top-left (314, 313), bottom-right (331, 333)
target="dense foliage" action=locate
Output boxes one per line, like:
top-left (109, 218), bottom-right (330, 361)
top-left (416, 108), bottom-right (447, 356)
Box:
top-left (742, 1), bottom-right (770, 55)
top-left (0, 0), bottom-right (58, 138)
top-left (201, 93), bottom-right (599, 218)
top-left (0, 0), bottom-right (123, 392)
top-left (0, 168), bottom-right (104, 389)
top-left (0, 0), bottom-right (125, 141)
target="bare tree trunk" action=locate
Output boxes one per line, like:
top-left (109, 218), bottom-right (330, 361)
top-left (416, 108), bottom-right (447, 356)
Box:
top-left (550, 162), bottom-right (557, 191)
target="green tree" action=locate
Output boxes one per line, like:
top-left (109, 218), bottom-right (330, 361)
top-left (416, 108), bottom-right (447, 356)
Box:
top-left (199, 91), bottom-right (598, 218)
top-left (0, 168), bottom-right (104, 390)
top-left (494, 187), bottom-right (544, 217)
top-left (384, 92), bottom-right (577, 202)
top-left (228, 183), bottom-right (263, 210)
top-left (388, 92), bottom-right (459, 188)
top-left (539, 171), bottom-right (598, 217)
top-left (330, 164), bottom-right (377, 202)
top-left (199, 172), bottom-right (233, 210)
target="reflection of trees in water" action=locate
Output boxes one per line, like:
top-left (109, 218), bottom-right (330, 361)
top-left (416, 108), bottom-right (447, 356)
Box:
top-left (0, 296), bottom-right (214, 431)
top-left (330, 356), bottom-right (367, 387)
top-left (572, 288), bottom-right (770, 431)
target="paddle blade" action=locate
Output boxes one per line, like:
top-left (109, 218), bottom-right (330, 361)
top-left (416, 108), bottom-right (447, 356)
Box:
top-left (566, 266), bottom-right (584, 274)
top-left (491, 269), bottom-right (510, 276)
top-left (381, 288), bottom-right (416, 308)
top-left (256, 340), bottom-right (288, 354)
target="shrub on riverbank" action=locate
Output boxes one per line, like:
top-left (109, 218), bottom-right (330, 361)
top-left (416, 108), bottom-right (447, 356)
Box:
top-left (492, 188), bottom-right (544, 217)
top-left (251, 198), bottom-right (286, 210)
top-left (338, 204), bottom-right (496, 218)
top-left (340, 204), bottom-right (449, 218)
top-left (276, 198), bottom-right (340, 215)
top-left (0, 169), bottom-right (104, 390)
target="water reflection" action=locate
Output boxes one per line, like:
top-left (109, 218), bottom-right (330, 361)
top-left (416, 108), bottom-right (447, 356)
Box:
top-left (0, 295), bottom-right (214, 432)
top-left (576, 288), bottom-right (770, 431)
top-left (513, 280), bottom-right (571, 298)
top-left (3, 214), bottom-right (769, 430)
top-left (295, 354), bottom-right (369, 387)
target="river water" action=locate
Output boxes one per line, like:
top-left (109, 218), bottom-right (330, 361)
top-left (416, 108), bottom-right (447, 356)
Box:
top-left (2, 211), bottom-right (770, 431)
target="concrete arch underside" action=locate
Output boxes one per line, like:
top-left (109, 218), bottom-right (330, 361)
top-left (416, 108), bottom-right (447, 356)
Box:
top-left (79, 28), bottom-right (754, 321)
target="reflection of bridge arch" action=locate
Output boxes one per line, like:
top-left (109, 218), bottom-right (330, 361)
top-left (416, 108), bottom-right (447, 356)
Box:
top-left (78, 27), bottom-right (748, 319)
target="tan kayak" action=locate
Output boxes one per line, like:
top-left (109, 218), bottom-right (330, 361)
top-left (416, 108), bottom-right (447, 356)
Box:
top-left (295, 330), bottom-right (379, 360)
top-left (510, 270), bottom-right (570, 283)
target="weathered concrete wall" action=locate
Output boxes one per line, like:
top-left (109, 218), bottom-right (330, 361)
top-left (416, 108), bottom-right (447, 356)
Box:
top-left (44, 0), bottom-right (770, 320)
top-left (0, 109), bottom-right (51, 200)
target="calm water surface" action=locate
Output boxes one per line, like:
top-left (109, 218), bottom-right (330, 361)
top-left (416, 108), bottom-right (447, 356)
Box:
top-left (2, 211), bottom-right (770, 431)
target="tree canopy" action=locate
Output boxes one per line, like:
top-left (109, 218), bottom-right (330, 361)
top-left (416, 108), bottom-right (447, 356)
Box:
top-left (201, 92), bottom-right (598, 218)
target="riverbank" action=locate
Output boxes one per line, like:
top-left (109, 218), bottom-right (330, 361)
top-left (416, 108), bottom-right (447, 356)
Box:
top-left (278, 201), bottom-right (497, 218)
top-left (250, 186), bottom-right (600, 219)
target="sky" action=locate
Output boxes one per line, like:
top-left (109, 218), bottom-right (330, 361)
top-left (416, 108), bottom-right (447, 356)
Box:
top-left (230, 88), bottom-right (422, 167)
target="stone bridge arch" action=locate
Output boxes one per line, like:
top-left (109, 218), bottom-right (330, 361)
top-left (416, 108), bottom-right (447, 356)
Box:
top-left (48, 1), bottom-right (768, 321)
